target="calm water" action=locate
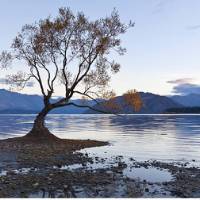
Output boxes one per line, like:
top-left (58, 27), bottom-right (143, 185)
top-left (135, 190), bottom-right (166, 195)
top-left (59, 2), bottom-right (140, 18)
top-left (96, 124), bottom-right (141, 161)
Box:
top-left (0, 114), bottom-right (200, 165)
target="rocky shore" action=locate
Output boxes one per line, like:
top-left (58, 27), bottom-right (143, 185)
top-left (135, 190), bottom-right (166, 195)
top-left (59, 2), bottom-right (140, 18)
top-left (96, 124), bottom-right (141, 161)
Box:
top-left (0, 136), bottom-right (200, 198)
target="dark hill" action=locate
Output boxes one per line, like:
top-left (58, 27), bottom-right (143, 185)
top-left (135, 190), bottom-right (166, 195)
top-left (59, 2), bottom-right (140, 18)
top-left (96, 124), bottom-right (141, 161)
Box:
top-left (170, 93), bottom-right (200, 107)
top-left (85, 92), bottom-right (183, 114)
top-left (0, 89), bottom-right (94, 114)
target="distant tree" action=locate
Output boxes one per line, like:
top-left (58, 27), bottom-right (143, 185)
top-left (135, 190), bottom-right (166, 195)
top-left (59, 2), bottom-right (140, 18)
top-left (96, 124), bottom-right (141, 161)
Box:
top-left (93, 89), bottom-right (143, 113)
top-left (0, 51), bottom-right (12, 89)
top-left (123, 89), bottom-right (143, 112)
top-left (2, 8), bottom-right (137, 139)
top-left (0, 51), bottom-right (12, 69)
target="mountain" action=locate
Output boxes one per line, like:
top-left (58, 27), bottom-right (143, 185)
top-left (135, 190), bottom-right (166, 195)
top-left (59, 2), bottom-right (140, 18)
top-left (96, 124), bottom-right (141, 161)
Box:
top-left (49, 99), bottom-right (96, 114)
top-left (85, 92), bottom-right (183, 114)
top-left (0, 89), bottom-right (94, 114)
top-left (170, 93), bottom-right (200, 107)
top-left (3, 89), bottom-right (199, 114)
top-left (0, 89), bottom-right (43, 113)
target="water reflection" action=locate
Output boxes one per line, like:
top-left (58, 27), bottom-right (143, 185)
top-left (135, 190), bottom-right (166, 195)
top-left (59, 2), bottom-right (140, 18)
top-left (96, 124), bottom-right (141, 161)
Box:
top-left (0, 114), bottom-right (200, 164)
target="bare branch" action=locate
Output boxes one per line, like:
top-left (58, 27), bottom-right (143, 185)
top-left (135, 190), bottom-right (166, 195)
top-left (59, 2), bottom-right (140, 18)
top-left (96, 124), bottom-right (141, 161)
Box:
top-left (4, 7), bottom-right (134, 114)
top-left (73, 90), bottom-right (101, 105)
top-left (55, 101), bottom-right (112, 114)
top-left (6, 72), bottom-right (33, 90)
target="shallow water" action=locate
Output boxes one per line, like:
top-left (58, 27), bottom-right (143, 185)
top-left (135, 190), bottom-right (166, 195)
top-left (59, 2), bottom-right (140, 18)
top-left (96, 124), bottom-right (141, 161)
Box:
top-left (0, 114), bottom-right (200, 165)
top-left (123, 167), bottom-right (172, 182)
top-left (53, 161), bottom-right (173, 183)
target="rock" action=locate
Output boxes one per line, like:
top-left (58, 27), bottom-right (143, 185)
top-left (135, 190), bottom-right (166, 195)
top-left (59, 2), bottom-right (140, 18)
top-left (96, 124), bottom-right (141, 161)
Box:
top-left (33, 182), bottom-right (39, 187)
top-left (95, 157), bottom-right (99, 161)
top-left (129, 158), bottom-right (135, 161)
top-left (56, 164), bottom-right (62, 168)
top-left (82, 163), bottom-right (87, 167)
top-left (90, 160), bottom-right (94, 164)
top-left (63, 185), bottom-right (68, 189)
top-left (145, 188), bottom-right (149, 192)
top-left (3, 180), bottom-right (10, 184)
top-left (47, 177), bottom-right (52, 183)
top-left (118, 162), bottom-right (127, 168)
top-left (7, 171), bottom-right (16, 176)
top-left (116, 170), bottom-right (123, 174)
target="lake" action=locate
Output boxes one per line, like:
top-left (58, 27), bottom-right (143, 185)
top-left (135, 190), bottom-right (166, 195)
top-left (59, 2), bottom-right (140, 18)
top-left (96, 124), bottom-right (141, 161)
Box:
top-left (0, 114), bottom-right (200, 166)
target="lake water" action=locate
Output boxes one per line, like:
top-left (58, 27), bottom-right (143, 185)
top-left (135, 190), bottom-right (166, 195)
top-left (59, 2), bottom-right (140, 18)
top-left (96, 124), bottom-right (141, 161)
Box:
top-left (0, 114), bottom-right (200, 166)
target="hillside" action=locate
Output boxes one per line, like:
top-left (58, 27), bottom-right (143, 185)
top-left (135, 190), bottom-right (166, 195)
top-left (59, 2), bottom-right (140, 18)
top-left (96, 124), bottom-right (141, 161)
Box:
top-left (85, 92), bottom-right (183, 114)
top-left (0, 89), bottom-right (93, 114)
top-left (2, 89), bottom-right (199, 114)
top-left (0, 89), bottom-right (43, 112)
top-left (170, 93), bottom-right (200, 107)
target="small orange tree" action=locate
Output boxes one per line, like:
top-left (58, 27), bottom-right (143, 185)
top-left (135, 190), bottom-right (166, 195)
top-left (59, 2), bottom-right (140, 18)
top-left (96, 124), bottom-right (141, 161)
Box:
top-left (89, 89), bottom-right (143, 114)
top-left (123, 89), bottom-right (143, 112)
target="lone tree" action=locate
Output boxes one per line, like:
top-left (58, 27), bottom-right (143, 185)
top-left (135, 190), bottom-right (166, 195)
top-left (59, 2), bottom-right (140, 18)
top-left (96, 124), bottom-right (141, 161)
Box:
top-left (2, 8), bottom-right (135, 140)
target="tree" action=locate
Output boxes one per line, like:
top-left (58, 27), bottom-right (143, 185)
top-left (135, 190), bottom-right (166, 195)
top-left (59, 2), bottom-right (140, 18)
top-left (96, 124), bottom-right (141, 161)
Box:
top-left (123, 89), bottom-right (143, 112)
top-left (0, 51), bottom-right (11, 89)
top-left (87, 89), bottom-right (143, 114)
top-left (3, 8), bottom-right (134, 139)
top-left (0, 51), bottom-right (12, 69)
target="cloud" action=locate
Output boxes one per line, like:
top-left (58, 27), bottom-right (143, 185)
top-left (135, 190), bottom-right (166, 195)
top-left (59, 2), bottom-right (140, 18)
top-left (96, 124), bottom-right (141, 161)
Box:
top-left (152, 0), bottom-right (173, 15)
top-left (167, 78), bottom-right (200, 95)
top-left (167, 78), bottom-right (195, 84)
top-left (186, 25), bottom-right (200, 31)
top-left (172, 83), bottom-right (200, 95)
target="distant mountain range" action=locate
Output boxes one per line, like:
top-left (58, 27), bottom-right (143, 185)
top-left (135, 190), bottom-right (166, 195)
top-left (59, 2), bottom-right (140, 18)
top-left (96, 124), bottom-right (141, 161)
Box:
top-left (169, 93), bottom-right (200, 107)
top-left (0, 89), bottom-right (200, 114)
top-left (0, 89), bottom-right (94, 114)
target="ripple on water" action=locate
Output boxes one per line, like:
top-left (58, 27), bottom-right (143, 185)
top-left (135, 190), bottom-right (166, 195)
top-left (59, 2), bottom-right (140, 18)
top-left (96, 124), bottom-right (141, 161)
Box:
top-left (1, 114), bottom-right (200, 165)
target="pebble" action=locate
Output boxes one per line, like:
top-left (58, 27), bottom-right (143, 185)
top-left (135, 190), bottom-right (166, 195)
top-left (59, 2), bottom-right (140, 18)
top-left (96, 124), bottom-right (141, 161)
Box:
top-left (33, 182), bottom-right (39, 187)
top-left (56, 164), bottom-right (62, 168)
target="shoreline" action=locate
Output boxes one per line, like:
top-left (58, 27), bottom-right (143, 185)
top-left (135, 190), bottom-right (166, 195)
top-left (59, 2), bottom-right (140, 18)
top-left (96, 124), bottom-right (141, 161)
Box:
top-left (0, 136), bottom-right (108, 169)
top-left (0, 137), bottom-right (200, 197)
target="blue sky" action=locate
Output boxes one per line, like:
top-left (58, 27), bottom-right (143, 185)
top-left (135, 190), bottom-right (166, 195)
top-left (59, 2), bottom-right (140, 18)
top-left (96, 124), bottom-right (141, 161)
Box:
top-left (1, 0), bottom-right (200, 96)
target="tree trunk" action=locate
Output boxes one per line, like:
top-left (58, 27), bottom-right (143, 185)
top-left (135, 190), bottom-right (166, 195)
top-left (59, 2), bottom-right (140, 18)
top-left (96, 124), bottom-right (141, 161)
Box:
top-left (25, 106), bottom-right (59, 141)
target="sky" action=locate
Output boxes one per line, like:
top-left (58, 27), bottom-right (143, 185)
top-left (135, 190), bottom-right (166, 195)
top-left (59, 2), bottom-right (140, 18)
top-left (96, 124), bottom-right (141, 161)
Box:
top-left (1, 0), bottom-right (200, 97)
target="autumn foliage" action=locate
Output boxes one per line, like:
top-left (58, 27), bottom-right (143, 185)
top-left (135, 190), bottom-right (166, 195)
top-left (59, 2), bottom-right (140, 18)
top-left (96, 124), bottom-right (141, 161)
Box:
top-left (123, 89), bottom-right (143, 112)
top-left (98, 89), bottom-right (143, 113)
